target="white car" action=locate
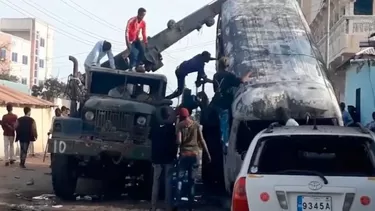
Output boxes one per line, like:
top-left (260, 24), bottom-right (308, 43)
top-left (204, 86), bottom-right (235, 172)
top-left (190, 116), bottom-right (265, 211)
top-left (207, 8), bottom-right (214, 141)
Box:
top-left (231, 124), bottom-right (375, 211)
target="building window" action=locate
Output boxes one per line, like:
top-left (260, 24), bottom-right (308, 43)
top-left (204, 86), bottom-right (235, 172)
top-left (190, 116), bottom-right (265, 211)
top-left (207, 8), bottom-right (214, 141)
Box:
top-left (34, 70), bottom-right (38, 78)
top-left (40, 38), bottom-right (45, 47)
top-left (34, 78), bottom-right (38, 85)
top-left (39, 59), bottom-right (44, 68)
top-left (354, 0), bottom-right (373, 15)
top-left (36, 31), bottom-right (40, 39)
top-left (34, 63), bottom-right (38, 70)
top-left (0, 48), bottom-right (6, 59)
top-left (35, 49), bottom-right (39, 55)
top-left (35, 56), bottom-right (38, 62)
top-left (21, 78), bottom-right (27, 84)
top-left (22, 55), bottom-right (28, 65)
top-left (11, 52), bottom-right (18, 62)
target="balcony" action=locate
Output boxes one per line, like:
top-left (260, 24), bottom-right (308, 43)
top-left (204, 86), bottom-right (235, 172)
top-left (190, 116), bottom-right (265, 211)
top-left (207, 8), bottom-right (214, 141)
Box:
top-left (313, 15), bottom-right (375, 68)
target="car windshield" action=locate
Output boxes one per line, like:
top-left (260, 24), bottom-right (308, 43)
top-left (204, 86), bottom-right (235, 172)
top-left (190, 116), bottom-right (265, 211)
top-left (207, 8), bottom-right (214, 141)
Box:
top-left (89, 71), bottom-right (163, 100)
top-left (249, 135), bottom-right (375, 177)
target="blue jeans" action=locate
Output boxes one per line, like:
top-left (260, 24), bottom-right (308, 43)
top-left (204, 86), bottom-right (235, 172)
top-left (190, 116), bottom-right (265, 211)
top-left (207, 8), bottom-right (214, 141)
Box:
top-left (174, 155), bottom-right (198, 208)
top-left (219, 109), bottom-right (229, 147)
top-left (128, 40), bottom-right (145, 70)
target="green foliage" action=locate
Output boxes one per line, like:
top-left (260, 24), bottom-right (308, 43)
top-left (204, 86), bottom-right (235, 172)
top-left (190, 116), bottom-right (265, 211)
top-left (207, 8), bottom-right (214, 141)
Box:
top-left (0, 73), bottom-right (19, 82)
top-left (31, 78), bottom-right (67, 101)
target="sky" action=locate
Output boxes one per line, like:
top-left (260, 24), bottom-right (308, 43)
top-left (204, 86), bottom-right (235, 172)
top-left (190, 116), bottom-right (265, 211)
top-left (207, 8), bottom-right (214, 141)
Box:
top-left (0, 0), bottom-right (217, 102)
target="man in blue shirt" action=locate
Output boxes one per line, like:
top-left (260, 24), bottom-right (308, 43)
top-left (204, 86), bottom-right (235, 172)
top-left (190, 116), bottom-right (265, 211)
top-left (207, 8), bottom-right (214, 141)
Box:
top-left (340, 102), bottom-right (354, 126)
top-left (165, 51), bottom-right (216, 99)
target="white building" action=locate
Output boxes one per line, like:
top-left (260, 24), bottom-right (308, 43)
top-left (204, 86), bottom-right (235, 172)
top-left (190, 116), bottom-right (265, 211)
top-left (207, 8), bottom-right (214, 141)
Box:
top-left (0, 18), bottom-right (54, 87)
top-left (9, 36), bottom-right (31, 85)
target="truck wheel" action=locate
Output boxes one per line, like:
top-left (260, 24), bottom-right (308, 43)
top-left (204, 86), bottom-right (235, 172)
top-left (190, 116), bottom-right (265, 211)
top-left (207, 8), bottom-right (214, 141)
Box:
top-left (51, 154), bottom-right (78, 200)
top-left (103, 177), bottom-right (126, 199)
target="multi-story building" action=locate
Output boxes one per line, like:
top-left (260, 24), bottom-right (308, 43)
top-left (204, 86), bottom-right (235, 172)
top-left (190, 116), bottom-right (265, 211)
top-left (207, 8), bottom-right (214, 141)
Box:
top-left (298, 0), bottom-right (374, 101)
top-left (0, 18), bottom-right (54, 87)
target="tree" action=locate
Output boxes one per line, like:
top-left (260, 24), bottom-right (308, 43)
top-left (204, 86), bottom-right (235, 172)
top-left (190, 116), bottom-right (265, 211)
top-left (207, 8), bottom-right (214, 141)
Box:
top-left (0, 42), bottom-right (19, 82)
top-left (32, 78), bottom-right (67, 101)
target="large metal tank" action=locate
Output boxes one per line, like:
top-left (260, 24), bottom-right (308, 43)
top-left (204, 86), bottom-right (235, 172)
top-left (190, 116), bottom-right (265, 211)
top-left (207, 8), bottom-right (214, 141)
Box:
top-left (220, 0), bottom-right (342, 123)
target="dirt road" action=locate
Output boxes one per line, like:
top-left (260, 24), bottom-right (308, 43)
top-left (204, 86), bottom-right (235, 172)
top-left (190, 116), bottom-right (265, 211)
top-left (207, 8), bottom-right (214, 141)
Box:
top-left (0, 155), bottom-right (228, 211)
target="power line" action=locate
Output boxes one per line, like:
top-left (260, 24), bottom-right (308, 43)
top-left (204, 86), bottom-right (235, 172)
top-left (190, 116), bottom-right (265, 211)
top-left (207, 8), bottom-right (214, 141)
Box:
top-left (59, 0), bottom-right (123, 32)
top-left (20, 0), bottom-right (124, 44)
top-left (0, 0), bottom-right (95, 46)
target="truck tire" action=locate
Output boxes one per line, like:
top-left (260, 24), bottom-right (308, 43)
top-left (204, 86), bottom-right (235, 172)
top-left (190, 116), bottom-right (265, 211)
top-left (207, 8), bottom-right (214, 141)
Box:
top-left (51, 154), bottom-right (78, 200)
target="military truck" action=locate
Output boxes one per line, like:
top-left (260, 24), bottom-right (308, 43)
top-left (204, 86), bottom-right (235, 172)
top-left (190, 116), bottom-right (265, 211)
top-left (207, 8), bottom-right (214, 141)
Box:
top-left (48, 57), bottom-right (174, 200)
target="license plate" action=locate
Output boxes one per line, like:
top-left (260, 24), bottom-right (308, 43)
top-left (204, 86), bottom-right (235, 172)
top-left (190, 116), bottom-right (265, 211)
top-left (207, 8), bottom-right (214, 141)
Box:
top-left (297, 196), bottom-right (332, 211)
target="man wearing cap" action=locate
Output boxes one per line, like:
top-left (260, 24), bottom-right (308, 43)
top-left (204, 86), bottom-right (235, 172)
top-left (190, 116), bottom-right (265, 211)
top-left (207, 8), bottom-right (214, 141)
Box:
top-left (165, 51), bottom-right (216, 99)
top-left (175, 108), bottom-right (211, 209)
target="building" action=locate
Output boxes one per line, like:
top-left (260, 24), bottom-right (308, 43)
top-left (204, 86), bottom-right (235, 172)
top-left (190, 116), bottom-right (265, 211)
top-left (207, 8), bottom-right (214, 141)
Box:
top-left (298, 0), bottom-right (375, 102)
top-left (341, 47), bottom-right (375, 125)
top-left (309, 0), bottom-right (374, 68)
top-left (0, 18), bottom-right (54, 87)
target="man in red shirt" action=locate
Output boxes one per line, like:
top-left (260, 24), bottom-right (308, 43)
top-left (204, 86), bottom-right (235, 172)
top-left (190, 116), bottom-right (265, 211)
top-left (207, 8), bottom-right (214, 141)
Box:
top-left (125, 7), bottom-right (147, 71)
top-left (1, 103), bottom-right (17, 166)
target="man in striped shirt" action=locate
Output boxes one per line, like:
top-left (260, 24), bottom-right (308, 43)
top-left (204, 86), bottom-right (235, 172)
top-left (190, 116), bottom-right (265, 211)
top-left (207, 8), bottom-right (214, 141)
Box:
top-left (125, 7), bottom-right (147, 71)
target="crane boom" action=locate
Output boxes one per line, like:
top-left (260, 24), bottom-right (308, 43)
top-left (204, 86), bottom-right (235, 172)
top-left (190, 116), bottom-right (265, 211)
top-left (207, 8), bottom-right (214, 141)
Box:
top-left (101, 0), bottom-right (224, 71)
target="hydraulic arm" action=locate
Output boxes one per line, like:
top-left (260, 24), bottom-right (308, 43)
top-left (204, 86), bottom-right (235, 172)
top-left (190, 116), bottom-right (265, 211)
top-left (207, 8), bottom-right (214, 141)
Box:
top-left (101, 0), bottom-right (224, 72)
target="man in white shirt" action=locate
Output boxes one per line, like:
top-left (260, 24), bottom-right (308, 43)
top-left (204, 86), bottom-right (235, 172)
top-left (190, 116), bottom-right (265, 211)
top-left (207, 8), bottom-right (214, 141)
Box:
top-left (84, 40), bottom-right (116, 71)
top-left (275, 107), bottom-right (299, 126)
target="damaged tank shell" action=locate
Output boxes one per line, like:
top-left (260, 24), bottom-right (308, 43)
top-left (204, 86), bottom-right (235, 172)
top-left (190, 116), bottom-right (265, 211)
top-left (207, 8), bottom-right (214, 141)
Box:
top-left (220, 0), bottom-right (342, 122)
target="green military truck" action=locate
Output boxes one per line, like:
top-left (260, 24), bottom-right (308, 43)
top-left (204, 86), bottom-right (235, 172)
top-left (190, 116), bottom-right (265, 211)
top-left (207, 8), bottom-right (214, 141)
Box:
top-left (48, 57), bottom-right (174, 200)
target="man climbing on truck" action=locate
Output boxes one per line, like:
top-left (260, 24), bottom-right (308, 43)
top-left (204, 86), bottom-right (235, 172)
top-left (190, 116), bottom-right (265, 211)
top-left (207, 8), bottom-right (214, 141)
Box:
top-left (84, 40), bottom-right (115, 71)
top-left (210, 56), bottom-right (253, 147)
top-left (165, 51), bottom-right (216, 99)
top-left (126, 7), bottom-right (148, 71)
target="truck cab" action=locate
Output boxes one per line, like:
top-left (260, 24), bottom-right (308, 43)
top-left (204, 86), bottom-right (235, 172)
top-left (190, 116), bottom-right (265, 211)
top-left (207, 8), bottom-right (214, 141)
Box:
top-left (48, 65), bottom-right (173, 200)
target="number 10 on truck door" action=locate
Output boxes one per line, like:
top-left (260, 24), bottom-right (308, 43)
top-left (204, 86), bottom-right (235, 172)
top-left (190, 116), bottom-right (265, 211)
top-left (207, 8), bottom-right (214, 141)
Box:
top-left (53, 140), bottom-right (67, 153)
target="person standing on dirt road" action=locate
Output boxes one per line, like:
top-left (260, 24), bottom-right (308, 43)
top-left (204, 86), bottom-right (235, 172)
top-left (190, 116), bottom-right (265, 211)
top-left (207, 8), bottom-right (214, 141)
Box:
top-left (1, 103), bottom-right (18, 166)
top-left (175, 108), bottom-right (211, 209)
top-left (150, 107), bottom-right (177, 211)
top-left (15, 107), bottom-right (38, 168)
top-left (126, 7), bottom-right (148, 71)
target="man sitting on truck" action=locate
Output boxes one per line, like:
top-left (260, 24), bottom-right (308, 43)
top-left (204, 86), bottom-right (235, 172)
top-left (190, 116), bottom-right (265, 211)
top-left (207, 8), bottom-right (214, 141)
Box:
top-left (165, 51), bottom-right (216, 100)
top-left (84, 40), bottom-right (116, 71)
top-left (108, 84), bottom-right (131, 99)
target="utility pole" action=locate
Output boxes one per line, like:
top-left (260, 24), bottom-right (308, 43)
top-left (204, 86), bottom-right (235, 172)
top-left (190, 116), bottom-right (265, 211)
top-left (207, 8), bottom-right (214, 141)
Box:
top-left (326, 0), bottom-right (331, 69)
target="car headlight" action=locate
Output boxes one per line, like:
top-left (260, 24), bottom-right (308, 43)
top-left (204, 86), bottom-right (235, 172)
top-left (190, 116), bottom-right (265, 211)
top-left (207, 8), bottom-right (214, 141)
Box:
top-left (85, 111), bottom-right (94, 121)
top-left (136, 116), bottom-right (147, 126)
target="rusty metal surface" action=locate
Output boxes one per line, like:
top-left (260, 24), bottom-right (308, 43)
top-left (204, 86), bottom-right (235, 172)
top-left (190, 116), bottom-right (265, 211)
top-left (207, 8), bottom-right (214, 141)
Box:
top-left (0, 85), bottom-right (54, 107)
top-left (47, 139), bottom-right (151, 160)
top-left (220, 0), bottom-right (342, 122)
